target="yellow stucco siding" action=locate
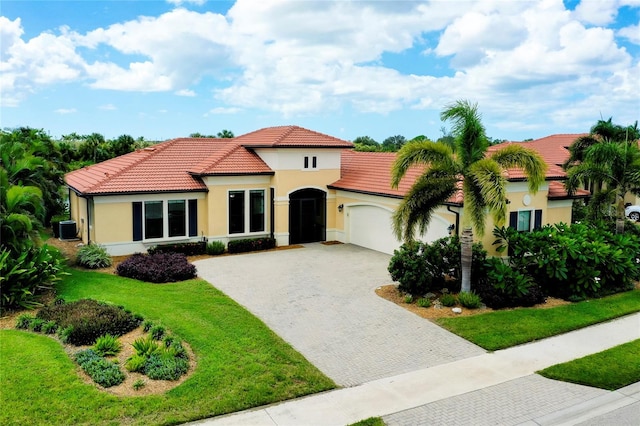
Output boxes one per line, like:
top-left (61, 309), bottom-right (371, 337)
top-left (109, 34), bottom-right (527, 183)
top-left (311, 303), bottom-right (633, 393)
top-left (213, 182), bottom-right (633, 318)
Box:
top-left (92, 201), bottom-right (132, 244)
top-left (69, 191), bottom-right (89, 244)
top-left (271, 169), bottom-right (341, 197)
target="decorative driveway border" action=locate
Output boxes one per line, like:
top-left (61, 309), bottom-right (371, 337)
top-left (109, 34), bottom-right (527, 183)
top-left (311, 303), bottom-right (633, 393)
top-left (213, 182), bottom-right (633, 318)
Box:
top-left (195, 243), bottom-right (484, 386)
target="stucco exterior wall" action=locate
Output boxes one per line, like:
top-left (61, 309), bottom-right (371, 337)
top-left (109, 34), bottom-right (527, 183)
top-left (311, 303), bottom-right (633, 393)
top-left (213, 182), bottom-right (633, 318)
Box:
top-left (69, 191), bottom-right (89, 244)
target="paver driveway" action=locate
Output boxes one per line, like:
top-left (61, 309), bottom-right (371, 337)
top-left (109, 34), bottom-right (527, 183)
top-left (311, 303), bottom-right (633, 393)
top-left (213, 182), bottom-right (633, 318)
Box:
top-left (194, 243), bottom-right (484, 386)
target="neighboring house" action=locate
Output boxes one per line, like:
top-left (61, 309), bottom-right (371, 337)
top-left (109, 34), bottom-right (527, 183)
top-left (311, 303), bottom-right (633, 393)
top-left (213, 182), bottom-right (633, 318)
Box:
top-left (64, 126), bottom-right (589, 256)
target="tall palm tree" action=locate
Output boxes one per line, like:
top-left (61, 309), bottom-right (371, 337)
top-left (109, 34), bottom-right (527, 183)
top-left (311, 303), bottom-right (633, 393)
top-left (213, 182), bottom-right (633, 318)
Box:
top-left (391, 100), bottom-right (547, 293)
top-left (564, 118), bottom-right (640, 223)
top-left (566, 138), bottom-right (640, 233)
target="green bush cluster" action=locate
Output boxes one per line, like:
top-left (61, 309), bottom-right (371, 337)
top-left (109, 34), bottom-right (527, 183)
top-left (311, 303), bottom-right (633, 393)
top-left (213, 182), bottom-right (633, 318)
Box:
top-left (16, 314), bottom-right (59, 334)
top-left (205, 240), bottom-right (226, 255)
top-left (227, 237), bottom-right (276, 254)
top-left (388, 236), bottom-right (487, 296)
top-left (93, 334), bottom-right (122, 357)
top-left (37, 299), bottom-right (142, 345)
top-left (76, 244), bottom-right (112, 269)
top-left (147, 241), bottom-right (207, 256)
top-left (75, 349), bottom-right (125, 388)
top-left (493, 222), bottom-right (640, 300)
top-left (440, 293), bottom-right (457, 307)
top-left (126, 335), bottom-right (189, 381)
top-left (0, 245), bottom-right (66, 312)
top-left (116, 252), bottom-right (197, 283)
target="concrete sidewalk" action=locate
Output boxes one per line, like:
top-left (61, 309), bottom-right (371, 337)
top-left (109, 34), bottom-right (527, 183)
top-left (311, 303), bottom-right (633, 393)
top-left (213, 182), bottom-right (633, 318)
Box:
top-left (189, 313), bottom-right (640, 426)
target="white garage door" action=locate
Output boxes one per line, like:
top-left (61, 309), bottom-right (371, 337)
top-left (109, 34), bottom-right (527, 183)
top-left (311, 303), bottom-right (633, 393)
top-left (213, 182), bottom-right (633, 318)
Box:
top-left (348, 205), bottom-right (450, 255)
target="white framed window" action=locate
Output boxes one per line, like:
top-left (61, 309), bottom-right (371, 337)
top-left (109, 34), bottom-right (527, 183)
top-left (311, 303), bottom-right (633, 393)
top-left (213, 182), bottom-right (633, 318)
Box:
top-left (509, 209), bottom-right (542, 233)
top-left (303, 155), bottom-right (317, 169)
top-left (517, 210), bottom-right (532, 232)
top-left (228, 189), bottom-right (265, 234)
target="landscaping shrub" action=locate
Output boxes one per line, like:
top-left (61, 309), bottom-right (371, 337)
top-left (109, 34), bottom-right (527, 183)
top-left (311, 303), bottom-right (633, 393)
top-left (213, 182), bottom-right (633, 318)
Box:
top-left (93, 334), bottom-right (122, 357)
top-left (206, 240), bottom-right (226, 255)
top-left (416, 298), bottom-right (431, 308)
top-left (457, 291), bottom-right (482, 309)
top-left (477, 257), bottom-right (546, 309)
top-left (227, 237), bottom-right (276, 254)
top-left (15, 314), bottom-right (34, 329)
top-left (0, 245), bottom-right (66, 312)
top-left (144, 353), bottom-right (189, 381)
top-left (37, 299), bottom-right (142, 345)
top-left (29, 318), bottom-right (46, 332)
top-left (128, 335), bottom-right (189, 380)
top-left (388, 236), bottom-right (488, 296)
top-left (76, 244), bottom-right (112, 269)
top-left (75, 349), bottom-right (125, 388)
top-left (150, 324), bottom-right (166, 341)
top-left (147, 241), bottom-right (206, 256)
top-left (42, 321), bottom-right (58, 334)
top-left (440, 293), bottom-right (457, 307)
top-left (116, 252), bottom-right (197, 283)
top-left (493, 223), bottom-right (640, 299)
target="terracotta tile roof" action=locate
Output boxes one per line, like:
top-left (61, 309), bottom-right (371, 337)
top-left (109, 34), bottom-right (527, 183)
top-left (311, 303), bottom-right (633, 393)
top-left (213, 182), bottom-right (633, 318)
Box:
top-left (235, 125), bottom-right (353, 148)
top-left (188, 144), bottom-right (273, 176)
top-left (548, 181), bottom-right (590, 199)
top-left (328, 151), bottom-right (464, 204)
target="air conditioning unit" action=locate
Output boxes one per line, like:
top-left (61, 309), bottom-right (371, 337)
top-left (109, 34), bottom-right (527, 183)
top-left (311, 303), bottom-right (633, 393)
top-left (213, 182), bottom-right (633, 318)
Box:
top-left (59, 220), bottom-right (77, 240)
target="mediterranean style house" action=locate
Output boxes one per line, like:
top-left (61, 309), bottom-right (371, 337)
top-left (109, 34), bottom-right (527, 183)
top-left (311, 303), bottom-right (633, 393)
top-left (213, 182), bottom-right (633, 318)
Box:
top-left (64, 125), bottom-right (589, 256)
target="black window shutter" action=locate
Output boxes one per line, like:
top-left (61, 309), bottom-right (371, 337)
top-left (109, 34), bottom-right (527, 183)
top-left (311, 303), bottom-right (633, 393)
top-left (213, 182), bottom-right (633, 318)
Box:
top-left (133, 202), bottom-right (143, 241)
top-left (509, 211), bottom-right (518, 229)
top-left (188, 199), bottom-right (197, 237)
top-left (534, 209), bottom-right (543, 230)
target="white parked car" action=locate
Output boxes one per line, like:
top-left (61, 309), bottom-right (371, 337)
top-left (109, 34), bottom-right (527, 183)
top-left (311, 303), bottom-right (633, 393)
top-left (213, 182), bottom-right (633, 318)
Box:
top-left (625, 204), bottom-right (640, 222)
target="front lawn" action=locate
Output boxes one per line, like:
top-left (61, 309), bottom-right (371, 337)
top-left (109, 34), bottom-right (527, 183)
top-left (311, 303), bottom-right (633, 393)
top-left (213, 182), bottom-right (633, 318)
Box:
top-left (538, 339), bottom-right (640, 390)
top-left (435, 290), bottom-right (640, 351)
top-left (0, 268), bottom-right (335, 425)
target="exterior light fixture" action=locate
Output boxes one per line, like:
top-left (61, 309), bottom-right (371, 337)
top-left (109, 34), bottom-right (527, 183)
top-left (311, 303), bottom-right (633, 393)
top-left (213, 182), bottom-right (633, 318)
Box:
top-left (338, 204), bottom-right (344, 212)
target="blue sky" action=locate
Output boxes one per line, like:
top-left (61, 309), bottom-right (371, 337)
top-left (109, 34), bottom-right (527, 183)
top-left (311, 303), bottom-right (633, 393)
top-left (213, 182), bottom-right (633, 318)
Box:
top-left (1, 0), bottom-right (639, 143)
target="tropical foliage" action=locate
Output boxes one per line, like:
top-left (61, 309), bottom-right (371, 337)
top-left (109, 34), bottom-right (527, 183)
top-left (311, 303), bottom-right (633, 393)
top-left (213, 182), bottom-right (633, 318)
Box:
top-left (391, 100), bottom-right (547, 293)
top-left (564, 118), bottom-right (640, 231)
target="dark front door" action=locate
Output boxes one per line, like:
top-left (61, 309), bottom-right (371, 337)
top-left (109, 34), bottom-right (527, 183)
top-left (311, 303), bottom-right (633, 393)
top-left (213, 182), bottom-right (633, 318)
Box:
top-left (289, 189), bottom-right (326, 244)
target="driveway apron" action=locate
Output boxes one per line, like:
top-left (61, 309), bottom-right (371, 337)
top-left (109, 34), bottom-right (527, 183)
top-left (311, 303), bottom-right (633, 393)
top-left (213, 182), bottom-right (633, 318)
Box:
top-left (194, 243), bottom-right (484, 386)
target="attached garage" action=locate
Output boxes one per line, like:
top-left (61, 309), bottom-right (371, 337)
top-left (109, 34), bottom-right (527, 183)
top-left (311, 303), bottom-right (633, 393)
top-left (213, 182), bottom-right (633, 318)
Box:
top-left (346, 204), bottom-right (451, 255)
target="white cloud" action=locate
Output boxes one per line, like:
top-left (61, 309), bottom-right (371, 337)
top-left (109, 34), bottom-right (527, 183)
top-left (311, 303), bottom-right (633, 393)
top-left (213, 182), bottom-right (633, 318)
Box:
top-left (55, 108), bottom-right (77, 114)
top-left (618, 23), bottom-right (640, 44)
top-left (166, 0), bottom-right (206, 5)
top-left (175, 89), bottom-right (196, 97)
top-left (1, 0), bottom-right (638, 133)
top-left (206, 107), bottom-right (241, 115)
top-left (573, 0), bottom-right (619, 25)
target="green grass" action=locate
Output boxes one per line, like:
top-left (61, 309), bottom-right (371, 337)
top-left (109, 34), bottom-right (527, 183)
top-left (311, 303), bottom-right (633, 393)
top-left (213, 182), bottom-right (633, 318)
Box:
top-left (436, 290), bottom-right (640, 351)
top-left (0, 268), bottom-right (335, 425)
top-left (538, 339), bottom-right (640, 390)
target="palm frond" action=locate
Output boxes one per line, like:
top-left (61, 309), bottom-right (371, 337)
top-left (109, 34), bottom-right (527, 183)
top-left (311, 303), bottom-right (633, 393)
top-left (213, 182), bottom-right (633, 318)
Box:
top-left (462, 178), bottom-right (487, 235)
top-left (440, 100), bottom-right (488, 167)
top-left (392, 168), bottom-right (458, 241)
top-left (490, 144), bottom-right (547, 193)
top-left (391, 141), bottom-right (455, 188)
top-left (468, 159), bottom-right (508, 228)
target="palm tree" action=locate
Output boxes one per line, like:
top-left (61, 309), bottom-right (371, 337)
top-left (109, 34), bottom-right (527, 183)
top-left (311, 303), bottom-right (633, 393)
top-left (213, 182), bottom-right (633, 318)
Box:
top-left (565, 137), bottom-right (640, 233)
top-left (0, 168), bottom-right (45, 252)
top-left (391, 100), bottom-right (547, 293)
top-left (217, 129), bottom-right (235, 138)
top-left (564, 118), bottom-right (640, 224)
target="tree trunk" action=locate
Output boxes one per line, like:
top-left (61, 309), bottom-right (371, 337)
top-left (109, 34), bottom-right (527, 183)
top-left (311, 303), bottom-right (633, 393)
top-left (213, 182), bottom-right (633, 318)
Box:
top-left (616, 195), bottom-right (625, 234)
top-left (460, 227), bottom-right (473, 293)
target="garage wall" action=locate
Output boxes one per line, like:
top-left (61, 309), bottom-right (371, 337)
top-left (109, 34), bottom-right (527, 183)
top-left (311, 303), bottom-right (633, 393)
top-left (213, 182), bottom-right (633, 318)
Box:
top-left (334, 190), bottom-right (455, 254)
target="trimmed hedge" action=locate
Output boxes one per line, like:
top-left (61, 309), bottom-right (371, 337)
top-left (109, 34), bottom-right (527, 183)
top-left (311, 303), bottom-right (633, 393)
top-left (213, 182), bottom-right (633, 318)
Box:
top-left (227, 237), bottom-right (276, 254)
top-left (37, 299), bottom-right (142, 345)
top-left (116, 252), bottom-right (197, 283)
top-left (148, 241), bottom-right (206, 256)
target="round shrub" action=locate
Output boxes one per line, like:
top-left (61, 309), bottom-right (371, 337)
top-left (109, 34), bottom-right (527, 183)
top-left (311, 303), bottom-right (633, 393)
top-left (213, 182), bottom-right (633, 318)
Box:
top-left (206, 240), bottom-right (226, 255)
top-left (457, 291), bottom-right (482, 309)
top-left (116, 252), bottom-right (197, 283)
top-left (144, 353), bottom-right (189, 381)
top-left (76, 244), bottom-right (112, 269)
top-left (38, 299), bottom-right (141, 345)
top-left (75, 349), bottom-right (125, 388)
top-left (440, 293), bottom-right (457, 307)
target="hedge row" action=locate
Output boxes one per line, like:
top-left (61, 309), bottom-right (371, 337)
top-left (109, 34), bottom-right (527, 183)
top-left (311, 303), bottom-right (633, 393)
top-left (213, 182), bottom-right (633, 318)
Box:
top-left (227, 237), bottom-right (276, 254)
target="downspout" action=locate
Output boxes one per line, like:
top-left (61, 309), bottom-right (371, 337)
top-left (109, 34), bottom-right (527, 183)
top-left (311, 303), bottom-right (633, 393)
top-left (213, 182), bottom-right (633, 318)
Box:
top-left (86, 195), bottom-right (92, 244)
top-left (447, 204), bottom-right (460, 236)
top-left (270, 188), bottom-right (275, 240)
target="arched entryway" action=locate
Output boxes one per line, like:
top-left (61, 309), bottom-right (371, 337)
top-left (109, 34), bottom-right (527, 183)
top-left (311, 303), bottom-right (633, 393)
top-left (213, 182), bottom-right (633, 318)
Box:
top-left (289, 189), bottom-right (326, 244)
